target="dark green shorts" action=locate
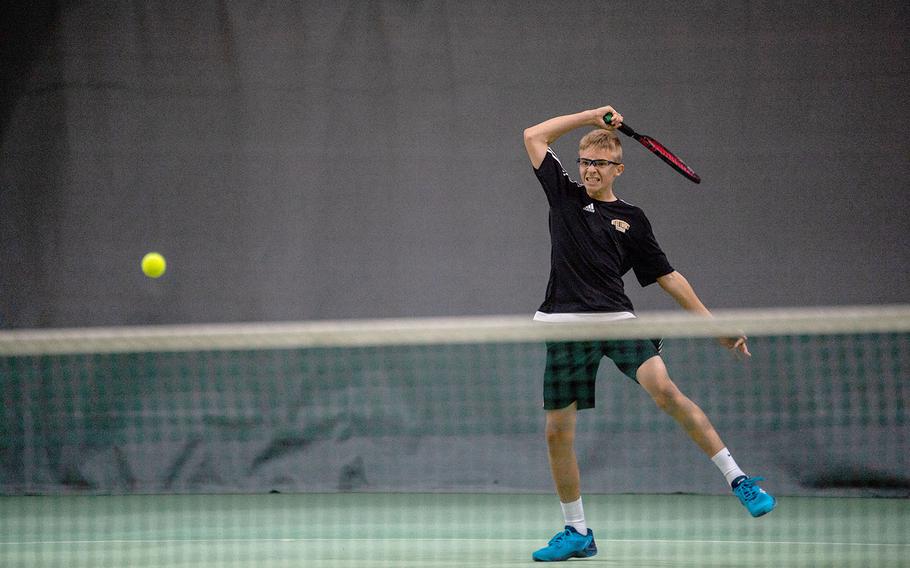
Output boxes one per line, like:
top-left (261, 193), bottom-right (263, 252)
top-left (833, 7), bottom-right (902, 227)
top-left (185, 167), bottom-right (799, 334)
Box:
top-left (543, 339), bottom-right (663, 410)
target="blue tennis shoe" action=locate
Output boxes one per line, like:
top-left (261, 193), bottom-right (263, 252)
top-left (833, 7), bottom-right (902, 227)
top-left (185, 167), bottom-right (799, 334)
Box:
top-left (732, 475), bottom-right (776, 517)
top-left (532, 525), bottom-right (597, 562)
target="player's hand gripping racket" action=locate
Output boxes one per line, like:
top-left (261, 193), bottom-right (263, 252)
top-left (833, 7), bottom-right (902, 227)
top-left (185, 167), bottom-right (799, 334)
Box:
top-left (604, 112), bottom-right (701, 184)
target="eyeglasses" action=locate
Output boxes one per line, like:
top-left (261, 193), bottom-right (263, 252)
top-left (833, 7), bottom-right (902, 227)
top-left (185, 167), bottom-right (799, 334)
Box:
top-left (577, 158), bottom-right (622, 168)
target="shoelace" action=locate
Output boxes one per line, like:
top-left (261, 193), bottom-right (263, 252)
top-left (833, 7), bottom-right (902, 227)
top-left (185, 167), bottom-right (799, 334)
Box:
top-left (548, 529), bottom-right (571, 546)
top-left (734, 476), bottom-right (765, 501)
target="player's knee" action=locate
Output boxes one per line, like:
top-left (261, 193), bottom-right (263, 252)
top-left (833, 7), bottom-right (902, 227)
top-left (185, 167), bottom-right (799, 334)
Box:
top-left (546, 430), bottom-right (574, 449)
top-left (651, 388), bottom-right (683, 412)
top-left (545, 423), bottom-right (574, 447)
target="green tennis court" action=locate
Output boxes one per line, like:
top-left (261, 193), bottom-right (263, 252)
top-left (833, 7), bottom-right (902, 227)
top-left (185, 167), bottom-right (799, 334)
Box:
top-left (2, 493), bottom-right (908, 567)
top-left (3, 311), bottom-right (908, 566)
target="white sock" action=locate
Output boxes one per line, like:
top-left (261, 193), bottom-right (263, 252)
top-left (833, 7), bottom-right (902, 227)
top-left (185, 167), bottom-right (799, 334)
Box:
top-left (711, 447), bottom-right (746, 486)
top-left (560, 497), bottom-right (587, 535)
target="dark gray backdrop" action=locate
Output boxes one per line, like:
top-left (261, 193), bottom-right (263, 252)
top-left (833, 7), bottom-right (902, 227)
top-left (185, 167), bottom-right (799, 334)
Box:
top-left (1, 1), bottom-right (909, 499)
top-left (3, 0), bottom-right (908, 329)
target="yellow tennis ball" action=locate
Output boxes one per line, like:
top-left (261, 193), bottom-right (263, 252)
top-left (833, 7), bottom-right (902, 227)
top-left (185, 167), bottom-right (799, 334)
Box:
top-left (141, 252), bottom-right (166, 278)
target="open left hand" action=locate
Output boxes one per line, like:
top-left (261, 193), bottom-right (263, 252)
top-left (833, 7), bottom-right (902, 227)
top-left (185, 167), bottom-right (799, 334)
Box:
top-left (718, 335), bottom-right (751, 359)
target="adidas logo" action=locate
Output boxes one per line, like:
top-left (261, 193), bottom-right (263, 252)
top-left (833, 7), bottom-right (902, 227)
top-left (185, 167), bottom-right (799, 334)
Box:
top-left (583, 203), bottom-right (595, 213)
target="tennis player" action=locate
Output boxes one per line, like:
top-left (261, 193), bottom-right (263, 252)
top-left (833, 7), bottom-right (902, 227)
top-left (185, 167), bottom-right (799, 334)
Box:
top-left (523, 106), bottom-right (775, 562)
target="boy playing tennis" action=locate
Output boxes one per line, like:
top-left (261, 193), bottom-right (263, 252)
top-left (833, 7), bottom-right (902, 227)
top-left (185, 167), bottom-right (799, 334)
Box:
top-left (523, 105), bottom-right (775, 562)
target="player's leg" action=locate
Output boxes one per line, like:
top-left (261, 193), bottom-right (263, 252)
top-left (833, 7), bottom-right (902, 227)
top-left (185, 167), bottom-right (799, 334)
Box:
top-left (635, 355), bottom-right (723, 456)
top-left (533, 342), bottom-right (598, 562)
top-left (534, 402), bottom-right (597, 562)
top-left (635, 355), bottom-right (776, 517)
top-left (545, 403), bottom-right (581, 503)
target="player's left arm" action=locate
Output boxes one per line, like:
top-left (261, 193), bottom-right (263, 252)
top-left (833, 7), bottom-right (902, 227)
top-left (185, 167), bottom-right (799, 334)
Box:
top-left (656, 271), bottom-right (751, 358)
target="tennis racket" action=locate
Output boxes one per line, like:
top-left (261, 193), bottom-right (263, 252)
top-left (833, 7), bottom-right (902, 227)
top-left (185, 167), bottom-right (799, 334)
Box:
top-left (604, 112), bottom-right (701, 184)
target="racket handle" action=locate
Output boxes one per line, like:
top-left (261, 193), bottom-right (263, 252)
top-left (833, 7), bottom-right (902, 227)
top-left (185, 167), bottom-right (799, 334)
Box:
top-left (603, 112), bottom-right (634, 136)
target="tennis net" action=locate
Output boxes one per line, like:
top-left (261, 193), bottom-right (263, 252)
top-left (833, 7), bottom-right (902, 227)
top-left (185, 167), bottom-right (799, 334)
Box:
top-left (1, 306), bottom-right (908, 566)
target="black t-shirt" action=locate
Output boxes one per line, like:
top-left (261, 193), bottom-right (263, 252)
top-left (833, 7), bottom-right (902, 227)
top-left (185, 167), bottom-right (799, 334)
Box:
top-left (534, 149), bottom-right (674, 314)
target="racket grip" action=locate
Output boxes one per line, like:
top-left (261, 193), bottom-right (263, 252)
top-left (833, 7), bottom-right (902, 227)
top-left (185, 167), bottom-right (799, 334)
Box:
top-left (603, 112), bottom-right (633, 136)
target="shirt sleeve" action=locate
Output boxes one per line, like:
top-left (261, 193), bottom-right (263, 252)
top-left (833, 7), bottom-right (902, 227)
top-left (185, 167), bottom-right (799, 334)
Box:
top-left (533, 149), bottom-right (578, 206)
top-left (630, 212), bottom-right (674, 287)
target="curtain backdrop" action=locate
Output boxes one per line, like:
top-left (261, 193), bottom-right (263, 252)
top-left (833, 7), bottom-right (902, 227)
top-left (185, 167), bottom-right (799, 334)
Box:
top-left (2, 1), bottom-right (908, 328)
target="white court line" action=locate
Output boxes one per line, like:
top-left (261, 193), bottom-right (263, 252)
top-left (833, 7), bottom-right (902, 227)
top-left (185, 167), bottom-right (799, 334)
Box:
top-left (2, 538), bottom-right (908, 548)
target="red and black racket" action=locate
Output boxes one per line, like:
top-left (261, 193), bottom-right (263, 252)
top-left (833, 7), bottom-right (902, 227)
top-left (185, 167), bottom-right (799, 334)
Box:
top-left (605, 112), bottom-right (701, 184)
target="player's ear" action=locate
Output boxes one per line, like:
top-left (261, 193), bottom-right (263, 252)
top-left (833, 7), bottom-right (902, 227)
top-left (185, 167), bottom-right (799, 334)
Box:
top-left (615, 164), bottom-right (624, 176)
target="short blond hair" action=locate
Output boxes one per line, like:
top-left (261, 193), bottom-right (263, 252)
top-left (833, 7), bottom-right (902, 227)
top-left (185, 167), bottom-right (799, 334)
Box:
top-left (579, 130), bottom-right (622, 161)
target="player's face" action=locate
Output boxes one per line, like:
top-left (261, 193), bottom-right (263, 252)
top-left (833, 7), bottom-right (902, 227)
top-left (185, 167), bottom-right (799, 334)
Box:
top-left (578, 149), bottom-right (624, 193)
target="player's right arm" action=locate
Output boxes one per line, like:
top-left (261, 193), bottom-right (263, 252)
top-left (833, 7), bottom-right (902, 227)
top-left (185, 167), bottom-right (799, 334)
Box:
top-left (523, 106), bottom-right (622, 168)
